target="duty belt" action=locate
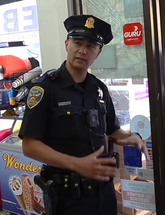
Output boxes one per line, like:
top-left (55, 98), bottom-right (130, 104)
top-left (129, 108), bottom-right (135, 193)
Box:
top-left (51, 172), bottom-right (97, 198)
top-left (34, 167), bottom-right (99, 215)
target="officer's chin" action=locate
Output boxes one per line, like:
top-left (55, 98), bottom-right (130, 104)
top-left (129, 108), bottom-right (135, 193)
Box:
top-left (74, 63), bottom-right (88, 71)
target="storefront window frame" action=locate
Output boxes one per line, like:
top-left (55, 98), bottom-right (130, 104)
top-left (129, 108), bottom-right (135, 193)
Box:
top-left (143, 0), bottom-right (165, 214)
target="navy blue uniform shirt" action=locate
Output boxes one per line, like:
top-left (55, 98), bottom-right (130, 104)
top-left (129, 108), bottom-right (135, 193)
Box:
top-left (19, 61), bottom-right (120, 159)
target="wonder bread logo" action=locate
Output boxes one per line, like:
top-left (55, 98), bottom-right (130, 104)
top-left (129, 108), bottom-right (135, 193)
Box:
top-left (3, 153), bottom-right (41, 173)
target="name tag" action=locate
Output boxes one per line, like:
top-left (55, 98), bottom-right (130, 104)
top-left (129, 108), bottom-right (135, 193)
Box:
top-left (58, 101), bottom-right (71, 106)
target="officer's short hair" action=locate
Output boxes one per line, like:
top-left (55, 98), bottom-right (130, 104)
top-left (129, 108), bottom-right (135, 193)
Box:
top-left (64, 15), bottom-right (113, 46)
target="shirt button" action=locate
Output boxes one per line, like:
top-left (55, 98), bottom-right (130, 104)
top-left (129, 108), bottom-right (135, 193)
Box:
top-left (64, 178), bottom-right (68, 182)
top-left (67, 111), bottom-right (71, 115)
top-left (64, 184), bottom-right (68, 188)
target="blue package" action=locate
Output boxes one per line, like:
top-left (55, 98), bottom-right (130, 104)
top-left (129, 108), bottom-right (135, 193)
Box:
top-left (123, 145), bottom-right (142, 167)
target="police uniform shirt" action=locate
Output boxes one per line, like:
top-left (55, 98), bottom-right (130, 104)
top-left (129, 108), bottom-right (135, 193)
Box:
top-left (19, 61), bottom-right (120, 158)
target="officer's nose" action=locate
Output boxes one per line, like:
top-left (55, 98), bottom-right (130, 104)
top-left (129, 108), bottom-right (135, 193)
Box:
top-left (78, 46), bottom-right (87, 55)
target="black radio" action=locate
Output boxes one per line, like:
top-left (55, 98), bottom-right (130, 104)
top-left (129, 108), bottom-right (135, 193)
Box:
top-left (110, 152), bottom-right (119, 168)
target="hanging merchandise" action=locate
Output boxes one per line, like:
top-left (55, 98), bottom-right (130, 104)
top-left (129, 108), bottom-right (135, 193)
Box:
top-left (0, 41), bottom-right (41, 110)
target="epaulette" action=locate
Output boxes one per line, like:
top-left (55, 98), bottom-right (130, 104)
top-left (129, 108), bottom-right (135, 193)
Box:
top-left (34, 69), bottom-right (59, 83)
top-left (47, 69), bottom-right (59, 80)
top-left (35, 72), bottom-right (47, 83)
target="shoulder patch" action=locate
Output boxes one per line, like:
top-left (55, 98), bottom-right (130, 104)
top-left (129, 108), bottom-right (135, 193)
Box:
top-left (27, 86), bottom-right (44, 109)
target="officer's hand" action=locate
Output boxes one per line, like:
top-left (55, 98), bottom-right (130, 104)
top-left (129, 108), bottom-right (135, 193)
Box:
top-left (115, 133), bottom-right (150, 160)
top-left (75, 146), bottom-right (118, 182)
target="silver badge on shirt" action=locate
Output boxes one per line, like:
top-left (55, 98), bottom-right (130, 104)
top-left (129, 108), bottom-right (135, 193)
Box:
top-left (97, 87), bottom-right (103, 100)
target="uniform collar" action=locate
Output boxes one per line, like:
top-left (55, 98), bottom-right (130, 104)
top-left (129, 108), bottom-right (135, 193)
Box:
top-left (59, 61), bottom-right (75, 88)
top-left (59, 61), bottom-right (98, 88)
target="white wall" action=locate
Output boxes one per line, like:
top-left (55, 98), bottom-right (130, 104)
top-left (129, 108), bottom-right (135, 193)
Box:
top-left (36, 0), bottom-right (68, 72)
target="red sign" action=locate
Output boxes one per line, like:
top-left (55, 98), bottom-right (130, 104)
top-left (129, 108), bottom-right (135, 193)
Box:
top-left (123, 22), bottom-right (143, 45)
top-left (121, 180), bottom-right (156, 211)
top-left (122, 190), bottom-right (155, 205)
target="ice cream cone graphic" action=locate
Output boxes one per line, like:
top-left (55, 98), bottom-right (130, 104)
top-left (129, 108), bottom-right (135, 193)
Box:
top-left (15, 194), bottom-right (27, 214)
top-left (9, 176), bottom-right (27, 214)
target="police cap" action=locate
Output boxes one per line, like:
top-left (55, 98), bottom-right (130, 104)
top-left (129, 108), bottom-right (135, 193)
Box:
top-left (64, 15), bottom-right (113, 46)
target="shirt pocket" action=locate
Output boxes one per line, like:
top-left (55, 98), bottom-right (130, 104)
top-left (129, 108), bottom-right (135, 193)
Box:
top-left (52, 105), bottom-right (83, 140)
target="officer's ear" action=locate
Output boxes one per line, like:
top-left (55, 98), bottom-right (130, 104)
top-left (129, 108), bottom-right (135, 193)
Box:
top-left (95, 47), bottom-right (102, 59)
top-left (65, 39), bottom-right (69, 52)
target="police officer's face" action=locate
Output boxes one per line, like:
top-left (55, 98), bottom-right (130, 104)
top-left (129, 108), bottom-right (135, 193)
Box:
top-left (65, 38), bottom-right (102, 71)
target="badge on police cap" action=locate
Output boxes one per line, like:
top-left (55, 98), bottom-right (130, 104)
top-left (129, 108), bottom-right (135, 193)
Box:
top-left (64, 15), bottom-right (113, 46)
top-left (84, 17), bottom-right (95, 29)
top-left (27, 86), bottom-right (44, 109)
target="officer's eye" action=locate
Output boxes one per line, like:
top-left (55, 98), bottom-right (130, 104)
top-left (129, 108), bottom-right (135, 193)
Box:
top-left (74, 40), bottom-right (82, 46)
top-left (88, 44), bottom-right (95, 49)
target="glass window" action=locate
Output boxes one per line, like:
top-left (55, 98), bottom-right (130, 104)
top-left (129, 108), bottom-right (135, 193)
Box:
top-left (82, 0), bottom-right (155, 214)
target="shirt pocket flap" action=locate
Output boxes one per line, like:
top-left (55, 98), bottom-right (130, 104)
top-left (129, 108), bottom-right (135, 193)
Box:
top-left (54, 105), bottom-right (82, 119)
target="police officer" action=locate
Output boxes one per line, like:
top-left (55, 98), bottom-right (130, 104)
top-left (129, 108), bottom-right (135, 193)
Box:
top-left (19, 15), bottom-right (149, 215)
